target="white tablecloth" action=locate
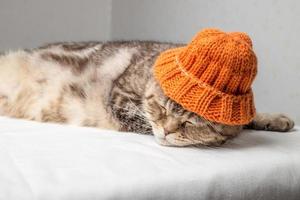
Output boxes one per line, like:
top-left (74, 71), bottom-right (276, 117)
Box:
top-left (0, 117), bottom-right (299, 200)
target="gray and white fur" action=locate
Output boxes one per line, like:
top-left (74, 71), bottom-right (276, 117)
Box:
top-left (0, 41), bottom-right (294, 146)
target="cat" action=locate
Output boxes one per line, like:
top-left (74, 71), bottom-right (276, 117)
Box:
top-left (0, 41), bottom-right (294, 146)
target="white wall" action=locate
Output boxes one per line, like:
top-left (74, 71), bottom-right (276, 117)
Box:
top-left (0, 0), bottom-right (112, 50)
top-left (1, 0), bottom-right (299, 124)
top-left (112, 0), bottom-right (300, 124)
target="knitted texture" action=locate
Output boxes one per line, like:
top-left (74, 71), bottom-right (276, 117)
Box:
top-left (154, 28), bottom-right (257, 125)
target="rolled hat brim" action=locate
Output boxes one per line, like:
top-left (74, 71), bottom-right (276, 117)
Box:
top-left (153, 47), bottom-right (256, 125)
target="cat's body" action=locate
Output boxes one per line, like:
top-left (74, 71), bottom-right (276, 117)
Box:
top-left (0, 41), bottom-right (294, 146)
top-left (0, 41), bottom-right (175, 130)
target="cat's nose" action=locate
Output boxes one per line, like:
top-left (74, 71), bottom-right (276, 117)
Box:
top-left (163, 128), bottom-right (171, 135)
top-left (164, 128), bottom-right (170, 135)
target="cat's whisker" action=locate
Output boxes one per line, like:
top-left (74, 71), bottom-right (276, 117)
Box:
top-left (111, 106), bottom-right (148, 122)
top-left (111, 103), bottom-right (146, 117)
top-left (126, 98), bottom-right (146, 115)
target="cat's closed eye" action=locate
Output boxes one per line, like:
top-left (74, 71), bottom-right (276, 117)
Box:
top-left (160, 106), bottom-right (167, 115)
top-left (182, 121), bottom-right (194, 127)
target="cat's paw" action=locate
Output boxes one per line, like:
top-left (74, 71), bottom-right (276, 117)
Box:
top-left (247, 113), bottom-right (294, 132)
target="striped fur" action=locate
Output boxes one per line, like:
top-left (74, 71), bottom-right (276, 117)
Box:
top-left (0, 41), bottom-right (294, 147)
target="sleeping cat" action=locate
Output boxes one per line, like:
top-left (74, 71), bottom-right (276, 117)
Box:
top-left (0, 41), bottom-right (294, 146)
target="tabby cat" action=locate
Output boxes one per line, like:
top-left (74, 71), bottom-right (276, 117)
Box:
top-left (0, 41), bottom-right (294, 146)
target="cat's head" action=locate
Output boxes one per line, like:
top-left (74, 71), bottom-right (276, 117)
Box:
top-left (143, 81), bottom-right (242, 146)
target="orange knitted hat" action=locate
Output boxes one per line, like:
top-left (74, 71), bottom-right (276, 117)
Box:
top-left (154, 28), bottom-right (257, 125)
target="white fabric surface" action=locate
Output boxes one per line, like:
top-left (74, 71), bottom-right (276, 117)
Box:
top-left (0, 116), bottom-right (299, 200)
